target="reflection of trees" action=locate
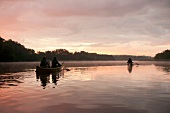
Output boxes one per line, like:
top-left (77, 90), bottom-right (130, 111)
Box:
top-left (0, 62), bottom-right (39, 74)
top-left (0, 75), bottom-right (23, 88)
top-left (154, 63), bottom-right (170, 73)
top-left (161, 67), bottom-right (170, 73)
top-left (157, 67), bottom-right (170, 73)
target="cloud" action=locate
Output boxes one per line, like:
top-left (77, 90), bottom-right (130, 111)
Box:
top-left (42, 0), bottom-right (146, 17)
top-left (0, 0), bottom-right (170, 56)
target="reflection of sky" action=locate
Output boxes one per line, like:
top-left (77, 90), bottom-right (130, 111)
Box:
top-left (0, 63), bottom-right (170, 113)
top-left (66, 65), bottom-right (170, 86)
top-left (62, 65), bottom-right (170, 113)
top-left (1, 0), bottom-right (170, 56)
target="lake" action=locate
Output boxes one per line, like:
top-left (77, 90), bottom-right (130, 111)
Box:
top-left (0, 61), bottom-right (170, 113)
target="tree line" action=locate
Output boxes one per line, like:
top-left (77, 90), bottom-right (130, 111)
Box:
top-left (0, 37), bottom-right (36, 62)
top-left (0, 37), bottom-right (155, 62)
top-left (0, 37), bottom-right (115, 62)
top-left (154, 50), bottom-right (170, 60)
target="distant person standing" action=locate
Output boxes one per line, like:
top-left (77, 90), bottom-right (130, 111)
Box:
top-left (127, 58), bottom-right (133, 64)
top-left (40, 57), bottom-right (49, 68)
top-left (52, 57), bottom-right (62, 68)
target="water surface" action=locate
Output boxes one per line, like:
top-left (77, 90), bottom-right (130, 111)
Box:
top-left (0, 61), bottom-right (170, 113)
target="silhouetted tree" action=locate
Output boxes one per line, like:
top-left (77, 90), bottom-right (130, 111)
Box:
top-left (0, 37), bottom-right (153, 62)
top-left (155, 50), bottom-right (170, 60)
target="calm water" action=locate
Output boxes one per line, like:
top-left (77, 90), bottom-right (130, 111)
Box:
top-left (0, 61), bottom-right (170, 113)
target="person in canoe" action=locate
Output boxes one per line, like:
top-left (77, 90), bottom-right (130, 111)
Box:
top-left (127, 58), bottom-right (133, 65)
top-left (40, 57), bottom-right (50, 68)
top-left (51, 57), bottom-right (62, 68)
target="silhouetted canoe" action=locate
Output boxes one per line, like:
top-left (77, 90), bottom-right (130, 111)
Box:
top-left (36, 66), bottom-right (63, 74)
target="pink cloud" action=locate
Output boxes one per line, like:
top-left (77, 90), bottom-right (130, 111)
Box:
top-left (0, 0), bottom-right (170, 56)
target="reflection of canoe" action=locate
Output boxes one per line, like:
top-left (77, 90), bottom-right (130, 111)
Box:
top-left (127, 63), bottom-right (133, 73)
top-left (127, 63), bottom-right (133, 66)
top-left (36, 66), bottom-right (63, 74)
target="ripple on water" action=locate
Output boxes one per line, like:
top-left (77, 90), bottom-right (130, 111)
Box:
top-left (0, 62), bottom-right (170, 113)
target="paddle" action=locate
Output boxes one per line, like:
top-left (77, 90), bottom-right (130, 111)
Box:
top-left (135, 63), bottom-right (139, 65)
top-left (64, 68), bottom-right (71, 71)
top-left (127, 62), bottom-right (139, 65)
top-left (61, 62), bottom-right (71, 71)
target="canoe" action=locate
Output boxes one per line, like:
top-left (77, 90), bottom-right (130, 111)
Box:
top-left (36, 66), bottom-right (63, 74)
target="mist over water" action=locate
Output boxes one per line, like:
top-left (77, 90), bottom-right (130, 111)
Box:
top-left (0, 61), bottom-right (170, 113)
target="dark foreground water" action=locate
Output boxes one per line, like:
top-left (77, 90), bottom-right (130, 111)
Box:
top-left (0, 61), bottom-right (170, 113)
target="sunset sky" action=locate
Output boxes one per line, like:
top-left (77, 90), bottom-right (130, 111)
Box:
top-left (0, 0), bottom-right (170, 56)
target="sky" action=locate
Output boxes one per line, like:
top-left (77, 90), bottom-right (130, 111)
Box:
top-left (0, 0), bottom-right (170, 56)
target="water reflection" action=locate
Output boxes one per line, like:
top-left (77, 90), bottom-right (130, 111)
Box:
top-left (36, 71), bottom-right (64, 89)
top-left (154, 63), bottom-right (170, 73)
top-left (0, 61), bottom-right (169, 74)
top-left (159, 67), bottom-right (170, 73)
top-left (0, 61), bottom-right (170, 113)
top-left (127, 64), bottom-right (133, 73)
top-left (127, 64), bottom-right (140, 73)
top-left (0, 74), bottom-right (23, 88)
top-left (0, 62), bottom-right (39, 74)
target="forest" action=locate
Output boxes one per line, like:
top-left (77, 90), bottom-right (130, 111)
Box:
top-left (0, 37), bottom-right (153, 62)
top-left (0, 37), bottom-right (115, 62)
top-left (154, 50), bottom-right (170, 60)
